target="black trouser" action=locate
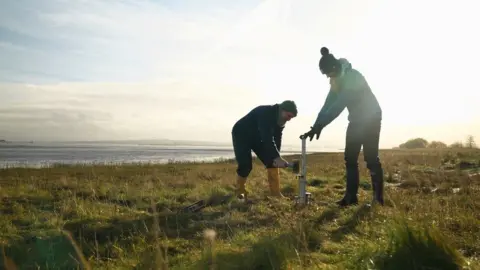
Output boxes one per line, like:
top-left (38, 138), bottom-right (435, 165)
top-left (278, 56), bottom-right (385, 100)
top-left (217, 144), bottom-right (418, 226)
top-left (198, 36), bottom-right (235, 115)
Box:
top-left (232, 132), bottom-right (276, 178)
top-left (343, 119), bottom-right (383, 200)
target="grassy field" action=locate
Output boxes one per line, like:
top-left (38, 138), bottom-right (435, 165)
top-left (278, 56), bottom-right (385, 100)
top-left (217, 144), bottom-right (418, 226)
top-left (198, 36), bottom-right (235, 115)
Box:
top-left (1, 148), bottom-right (479, 270)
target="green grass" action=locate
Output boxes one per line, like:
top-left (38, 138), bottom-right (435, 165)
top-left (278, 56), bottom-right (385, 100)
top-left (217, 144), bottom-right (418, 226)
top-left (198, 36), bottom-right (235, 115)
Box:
top-left (1, 148), bottom-right (480, 269)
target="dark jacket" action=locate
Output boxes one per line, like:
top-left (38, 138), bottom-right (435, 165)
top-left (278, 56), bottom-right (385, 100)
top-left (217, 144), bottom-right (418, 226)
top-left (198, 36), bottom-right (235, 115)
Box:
top-left (313, 58), bottom-right (382, 128)
top-left (232, 104), bottom-right (283, 159)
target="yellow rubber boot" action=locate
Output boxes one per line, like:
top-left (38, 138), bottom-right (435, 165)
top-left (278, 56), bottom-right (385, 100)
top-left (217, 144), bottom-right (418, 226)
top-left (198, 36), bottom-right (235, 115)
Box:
top-left (267, 168), bottom-right (284, 198)
top-left (235, 175), bottom-right (248, 199)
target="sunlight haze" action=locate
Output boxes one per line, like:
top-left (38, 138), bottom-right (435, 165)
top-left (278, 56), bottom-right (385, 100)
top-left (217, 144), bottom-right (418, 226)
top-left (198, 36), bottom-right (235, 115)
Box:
top-left (1, 0), bottom-right (479, 149)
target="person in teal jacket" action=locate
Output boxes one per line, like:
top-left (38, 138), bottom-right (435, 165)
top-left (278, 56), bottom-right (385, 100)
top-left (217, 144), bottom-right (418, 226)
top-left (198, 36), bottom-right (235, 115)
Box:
top-left (302, 47), bottom-right (384, 206)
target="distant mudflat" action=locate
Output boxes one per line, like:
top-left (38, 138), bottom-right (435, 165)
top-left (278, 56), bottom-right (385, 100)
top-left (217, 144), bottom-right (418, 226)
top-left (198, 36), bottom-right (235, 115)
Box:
top-left (0, 141), bottom-right (341, 168)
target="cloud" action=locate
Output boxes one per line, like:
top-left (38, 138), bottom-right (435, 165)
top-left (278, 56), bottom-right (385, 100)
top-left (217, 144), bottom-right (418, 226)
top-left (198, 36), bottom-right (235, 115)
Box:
top-left (0, 106), bottom-right (114, 141)
top-left (0, 0), bottom-right (250, 83)
top-left (0, 0), bottom-right (367, 84)
top-left (0, 0), bottom-right (378, 87)
top-left (0, 81), bottom-right (266, 142)
top-left (0, 81), bottom-right (367, 148)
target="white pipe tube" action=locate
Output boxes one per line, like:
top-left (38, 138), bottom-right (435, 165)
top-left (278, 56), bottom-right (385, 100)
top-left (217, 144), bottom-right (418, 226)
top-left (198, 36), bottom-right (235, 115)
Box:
top-left (299, 137), bottom-right (307, 204)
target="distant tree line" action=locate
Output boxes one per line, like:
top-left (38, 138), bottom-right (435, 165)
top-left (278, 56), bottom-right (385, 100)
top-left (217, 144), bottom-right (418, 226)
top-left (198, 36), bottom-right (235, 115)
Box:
top-left (396, 135), bottom-right (477, 149)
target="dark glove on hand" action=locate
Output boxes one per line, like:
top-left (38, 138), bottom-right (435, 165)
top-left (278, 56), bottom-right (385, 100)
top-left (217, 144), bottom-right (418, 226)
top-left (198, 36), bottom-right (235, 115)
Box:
top-left (300, 126), bottom-right (322, 141)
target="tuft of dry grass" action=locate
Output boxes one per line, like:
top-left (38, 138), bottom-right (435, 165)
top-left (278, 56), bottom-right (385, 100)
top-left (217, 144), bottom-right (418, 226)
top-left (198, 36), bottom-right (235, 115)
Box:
top-left (0, 148), bottom-right (479, 269)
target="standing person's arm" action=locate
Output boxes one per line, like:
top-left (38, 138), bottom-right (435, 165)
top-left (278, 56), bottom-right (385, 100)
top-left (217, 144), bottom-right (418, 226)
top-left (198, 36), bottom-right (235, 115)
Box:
top-left (317, 89), bottom-right (336, 116)
top-left (313, 91), bottom-right (347, 129)
top-left (306, 89), bottom-right (336, 135)
top-left (313, 71), bottom-right (365, 129)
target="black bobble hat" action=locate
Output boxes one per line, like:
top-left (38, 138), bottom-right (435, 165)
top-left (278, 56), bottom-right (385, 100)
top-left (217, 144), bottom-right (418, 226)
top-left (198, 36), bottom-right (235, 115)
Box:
top-left (318, 47), bottom-right (339, 75)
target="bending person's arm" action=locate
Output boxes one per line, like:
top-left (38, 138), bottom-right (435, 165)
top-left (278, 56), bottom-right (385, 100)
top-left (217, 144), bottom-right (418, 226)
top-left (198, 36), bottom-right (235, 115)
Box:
top-left (258, 112), bottom-right (281, 159)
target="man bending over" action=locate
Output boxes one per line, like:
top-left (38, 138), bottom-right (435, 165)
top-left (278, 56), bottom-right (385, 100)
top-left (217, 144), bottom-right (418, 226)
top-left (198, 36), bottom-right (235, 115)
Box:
top-left (232, 100), bottom-right (298, 199)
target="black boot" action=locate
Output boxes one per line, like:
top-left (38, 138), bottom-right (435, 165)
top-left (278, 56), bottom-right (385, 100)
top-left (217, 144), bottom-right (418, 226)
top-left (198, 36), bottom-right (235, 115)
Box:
top-left (370, 167), bottom-right (384, 205)
top-left (336, 165), bottom-right (359, 207)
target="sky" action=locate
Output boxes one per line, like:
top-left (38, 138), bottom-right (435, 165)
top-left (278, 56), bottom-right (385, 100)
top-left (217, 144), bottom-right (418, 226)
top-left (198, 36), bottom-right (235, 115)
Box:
top-left (1, 0), bottom-right (479, 149)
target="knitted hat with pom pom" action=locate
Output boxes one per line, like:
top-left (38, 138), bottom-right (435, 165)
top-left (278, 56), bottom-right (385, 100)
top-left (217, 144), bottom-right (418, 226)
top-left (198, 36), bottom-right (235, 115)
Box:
top-left (318, 47), bottom-right (340, 75)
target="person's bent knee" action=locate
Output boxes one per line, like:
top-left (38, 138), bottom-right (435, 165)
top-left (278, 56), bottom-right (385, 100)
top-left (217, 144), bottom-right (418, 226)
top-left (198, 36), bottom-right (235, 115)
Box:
top-left (237, 165), bottom-right (252, 178)
top-left (255, 153), bottom-right (275, 169)
top-left (237, 170), bottom-right (251, 178)
top-left (264, 159), bottom-right (275, 169)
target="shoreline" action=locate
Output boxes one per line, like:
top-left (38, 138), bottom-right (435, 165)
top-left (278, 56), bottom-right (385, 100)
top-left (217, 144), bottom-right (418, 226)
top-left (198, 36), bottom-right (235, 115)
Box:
top-left (1, 142), bottom-right (344, 169)
top-left (2, 148), bottom-right (477, 170)
top-left (0, 148), bottom-right (480, 170)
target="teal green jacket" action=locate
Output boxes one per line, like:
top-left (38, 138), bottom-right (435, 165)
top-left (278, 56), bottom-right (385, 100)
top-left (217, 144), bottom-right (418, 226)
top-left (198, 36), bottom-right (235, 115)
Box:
top-left (313, 58), bottom-right (382, 128)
